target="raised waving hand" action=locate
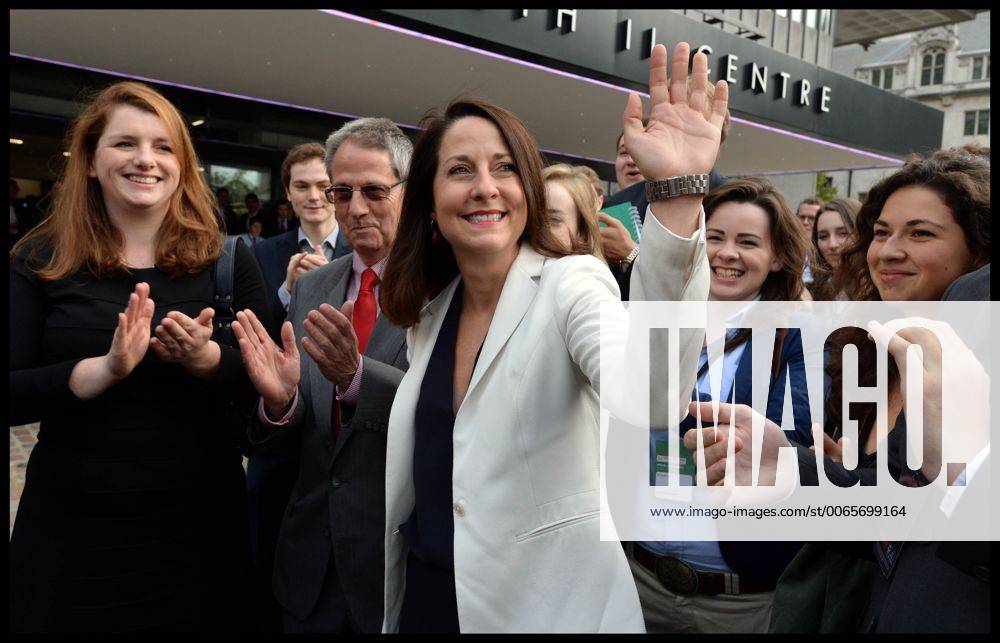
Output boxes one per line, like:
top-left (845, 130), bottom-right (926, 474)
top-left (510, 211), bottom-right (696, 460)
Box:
top-left (622, 42), bottom-right (728, 181)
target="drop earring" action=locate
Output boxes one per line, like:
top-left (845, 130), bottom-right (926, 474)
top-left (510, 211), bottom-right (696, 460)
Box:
top-left (430, 218), bottom-right (440, 244)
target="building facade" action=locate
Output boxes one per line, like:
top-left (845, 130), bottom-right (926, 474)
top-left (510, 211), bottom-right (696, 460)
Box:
top-left (826, 11), bottom-right (989, 200)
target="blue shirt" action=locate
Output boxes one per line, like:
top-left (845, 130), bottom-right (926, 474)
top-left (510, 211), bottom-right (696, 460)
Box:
top-left (638, 331), bottom-right (747, 570)
top-left (276, 225), bottom-right (342, 309)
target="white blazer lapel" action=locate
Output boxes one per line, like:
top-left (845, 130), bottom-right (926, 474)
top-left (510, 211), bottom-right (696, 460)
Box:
top-left (464, 243), bottom-right (544, 401)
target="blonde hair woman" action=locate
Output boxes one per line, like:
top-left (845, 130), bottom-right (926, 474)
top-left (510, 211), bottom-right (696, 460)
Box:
top-left (543, 163), bottom-right (606, 263)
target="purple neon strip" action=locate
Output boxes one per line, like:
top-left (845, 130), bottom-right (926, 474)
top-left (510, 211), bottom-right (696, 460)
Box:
top-left (324, 9), bottom-right (906, 167)
top-left (730, 163), bottom-right (902, 177)
top-left (9, 51), bottom-right (617, 166)
top-left (728, 116), bottom-right (903, 165)
top-left (8, 51), bottom-right (424, 129)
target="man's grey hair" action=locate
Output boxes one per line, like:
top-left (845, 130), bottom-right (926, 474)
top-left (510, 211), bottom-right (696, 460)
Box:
top-left (324, 117), bottom-right (413, 182)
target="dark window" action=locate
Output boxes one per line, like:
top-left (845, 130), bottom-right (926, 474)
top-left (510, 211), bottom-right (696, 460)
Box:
top-left (972, 57), bottom-right (983, 80)
top-left (870, 67), bottom-right (893, 89)
top-left (965, 110), bottom-right (990, 136)
top-left (933, 53), bottom-right (945, 84)
top-left (965, 111), bottom-right (977, 136)
top-left (921, 50), bottom-right (945, 86)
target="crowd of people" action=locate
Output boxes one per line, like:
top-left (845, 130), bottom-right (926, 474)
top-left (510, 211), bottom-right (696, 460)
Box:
top-left (9, 40), bottom-right (990, 634)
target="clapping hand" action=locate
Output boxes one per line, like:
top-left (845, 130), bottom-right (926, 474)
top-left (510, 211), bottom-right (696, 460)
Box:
top-left (232, 310), bottom-right (300, 418)
top-left (106, 282), bottom-right (156, 379)
top-left (300, 301), bottom-right (360, 390)
top-left (622, 42), bottom-right (729, 181)
top-left (68, 282), bottom-right (155, 400)
top-left (150, 308), bottom-right (216, 368)
top-left (284, 244), bottom-right (329, 292)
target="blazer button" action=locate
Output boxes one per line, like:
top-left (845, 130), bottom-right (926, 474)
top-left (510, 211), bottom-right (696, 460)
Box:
top-left (330, 478), bottom-right (343, 489)
top-left (453, 501), bottom-right (466, 517)
top-left (973, 564), bottom-right (990, 583)
top-left (322, 526), bottom-right (330, 538)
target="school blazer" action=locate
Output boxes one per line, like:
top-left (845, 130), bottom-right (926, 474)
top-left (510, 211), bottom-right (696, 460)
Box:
top-left (382, 215), bottom-right (709, 633)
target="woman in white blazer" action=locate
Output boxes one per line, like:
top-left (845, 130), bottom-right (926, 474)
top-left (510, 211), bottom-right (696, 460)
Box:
top-left (378, 42), bottom-right (729, 633)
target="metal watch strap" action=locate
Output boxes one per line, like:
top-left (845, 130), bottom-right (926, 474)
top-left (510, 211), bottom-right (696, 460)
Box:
top-left (645, 173), bottom-right (710, 202)
top-left (619, 246), bottom-right (640, 272)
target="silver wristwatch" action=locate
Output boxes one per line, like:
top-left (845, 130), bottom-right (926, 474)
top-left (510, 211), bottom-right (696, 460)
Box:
top-left (618, 246), bottom-right (639, 272)
top-left (645, 174), bottom-right (711, 202)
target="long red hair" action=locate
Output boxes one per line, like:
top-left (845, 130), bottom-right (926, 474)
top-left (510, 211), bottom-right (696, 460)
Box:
top-left (12, 81), bottom-right (221, 279)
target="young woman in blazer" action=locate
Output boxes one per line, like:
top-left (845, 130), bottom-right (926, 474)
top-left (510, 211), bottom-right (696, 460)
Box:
top-left (627, 177), bottom-right (814, 634)
top-left (374, 43), bottom-right (729, 632)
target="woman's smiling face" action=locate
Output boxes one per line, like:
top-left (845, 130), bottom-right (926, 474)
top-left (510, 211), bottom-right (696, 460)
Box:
top-left (867, 184), bottom-right (974, 301)
top-left (706, 201), bottom-right (781, 302)
top-left (431, 116), bottom-right (527, 260)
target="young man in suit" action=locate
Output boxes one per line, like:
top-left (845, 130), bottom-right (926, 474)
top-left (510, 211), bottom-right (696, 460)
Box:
top-left (239, 216), bottom-right (265, 247)
top-left (233, 117), bottom-right (412, 633)
top-left (253, 143), bottom-right (352, 331)
top-left (271, 199), bottom-right (299, 236)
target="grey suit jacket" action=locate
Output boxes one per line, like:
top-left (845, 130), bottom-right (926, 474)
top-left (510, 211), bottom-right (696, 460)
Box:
top-left (247, 253), bottom-right (407, 629)
top-left (942, 263), bottom-right (990, 301)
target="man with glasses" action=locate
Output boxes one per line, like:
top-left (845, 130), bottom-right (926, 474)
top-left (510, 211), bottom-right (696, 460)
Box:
top-left (237, 118), bottom-right (411, 632)
top-left (795, 197), bottom-right (822, 285)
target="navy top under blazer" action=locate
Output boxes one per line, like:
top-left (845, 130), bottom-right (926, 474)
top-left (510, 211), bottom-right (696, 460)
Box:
top-left (397, 282), bottom-right (464, 633)
top-left (399, 282), bottom-right (463, 570)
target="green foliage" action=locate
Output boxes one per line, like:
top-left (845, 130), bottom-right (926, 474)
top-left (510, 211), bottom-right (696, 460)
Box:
top-left (816, 171), bottom-right (838, 202)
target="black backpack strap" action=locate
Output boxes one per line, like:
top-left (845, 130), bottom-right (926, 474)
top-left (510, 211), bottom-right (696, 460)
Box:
top-left (212, 235), bottom-right (243, 347)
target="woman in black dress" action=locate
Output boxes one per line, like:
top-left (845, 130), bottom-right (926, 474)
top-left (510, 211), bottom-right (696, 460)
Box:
top-left (9, 81), bottom-right (271, 632)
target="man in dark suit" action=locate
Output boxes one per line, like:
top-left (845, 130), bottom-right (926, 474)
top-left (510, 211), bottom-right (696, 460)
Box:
top-left (244, 142), bottom-right (353, 632)
top-left (270, 199), bottom-right (299, 237)
top-left (253, 144), bottom-right (352, 332)
top-left (216, 186), bottom-right (240, 234)
top-left (233, 117), bottom-right (412, 633)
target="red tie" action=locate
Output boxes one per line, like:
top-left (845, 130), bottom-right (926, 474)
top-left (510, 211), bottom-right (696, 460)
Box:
top-left (332, 268), bottom-right (377, 443)
top-left (353, 268), bottom-right (378, 354)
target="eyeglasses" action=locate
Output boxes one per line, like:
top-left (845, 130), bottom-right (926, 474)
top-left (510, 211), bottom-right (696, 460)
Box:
top-left (324, 180), bottom-right (405, 205)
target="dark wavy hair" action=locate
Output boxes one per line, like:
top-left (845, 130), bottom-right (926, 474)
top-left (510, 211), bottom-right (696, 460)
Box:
top-left (825, 147), bottom-right (990, 455)
top-left (834, 147), bottom-right (990, 301)
top-left (380, 98), bottom-right (571, 328)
